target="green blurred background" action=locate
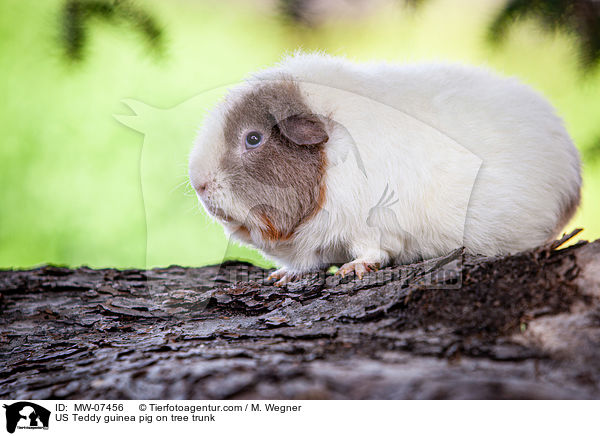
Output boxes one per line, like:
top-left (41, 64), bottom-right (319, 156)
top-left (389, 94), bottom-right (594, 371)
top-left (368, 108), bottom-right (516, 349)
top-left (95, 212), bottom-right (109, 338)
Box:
top-left (1, 0), bottom-right (599, 269)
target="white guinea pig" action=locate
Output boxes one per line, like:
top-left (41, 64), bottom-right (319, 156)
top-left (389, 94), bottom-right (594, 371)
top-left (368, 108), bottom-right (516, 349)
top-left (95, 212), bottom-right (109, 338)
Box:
top-left (189, 52), bottom-right (581, 285)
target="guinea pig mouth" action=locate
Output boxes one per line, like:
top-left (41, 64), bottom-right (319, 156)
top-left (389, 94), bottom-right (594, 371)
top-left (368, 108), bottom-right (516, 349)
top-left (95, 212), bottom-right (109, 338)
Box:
top-left (202, 202), bottom-right (234, 224)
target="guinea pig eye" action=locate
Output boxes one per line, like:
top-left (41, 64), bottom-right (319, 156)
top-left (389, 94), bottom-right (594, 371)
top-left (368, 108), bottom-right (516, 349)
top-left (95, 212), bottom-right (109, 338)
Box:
top-left (244, 131), bottom-right (263, 150)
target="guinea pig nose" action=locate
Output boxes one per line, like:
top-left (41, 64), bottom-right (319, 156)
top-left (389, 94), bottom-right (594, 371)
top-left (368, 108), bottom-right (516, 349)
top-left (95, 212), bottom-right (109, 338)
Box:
top-left (196, 182), bottom-right (208, 195)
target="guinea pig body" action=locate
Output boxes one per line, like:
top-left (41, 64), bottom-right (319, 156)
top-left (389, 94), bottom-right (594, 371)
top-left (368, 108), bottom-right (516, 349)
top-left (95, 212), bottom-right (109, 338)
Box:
top-left (189, 52), bottom-right (581, 284)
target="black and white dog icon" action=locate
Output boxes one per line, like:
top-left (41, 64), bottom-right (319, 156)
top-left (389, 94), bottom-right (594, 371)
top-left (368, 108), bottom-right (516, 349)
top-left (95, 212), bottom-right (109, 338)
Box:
top-left (3, 402), bottom-right (50, 433)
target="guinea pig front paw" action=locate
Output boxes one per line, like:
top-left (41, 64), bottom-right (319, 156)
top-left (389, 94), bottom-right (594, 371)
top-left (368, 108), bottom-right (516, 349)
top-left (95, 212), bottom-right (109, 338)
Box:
top-left (267, 268), bottom-right (302, 287)
top-left (335, 260), bottom-right (381, 280)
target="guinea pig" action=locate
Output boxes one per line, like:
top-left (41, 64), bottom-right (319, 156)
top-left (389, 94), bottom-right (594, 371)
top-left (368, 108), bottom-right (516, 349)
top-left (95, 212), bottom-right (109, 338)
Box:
top-left (189, 52), bottom-right (581, 285)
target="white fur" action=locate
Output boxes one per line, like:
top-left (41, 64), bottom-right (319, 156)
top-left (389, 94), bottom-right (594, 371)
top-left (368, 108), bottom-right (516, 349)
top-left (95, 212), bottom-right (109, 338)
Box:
top-left (190, 53), bottom-right (581, 274)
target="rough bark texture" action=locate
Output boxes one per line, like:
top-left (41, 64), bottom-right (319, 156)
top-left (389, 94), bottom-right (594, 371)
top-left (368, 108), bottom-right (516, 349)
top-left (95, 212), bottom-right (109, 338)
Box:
top-left (2, 231), bottom-right (600, 399)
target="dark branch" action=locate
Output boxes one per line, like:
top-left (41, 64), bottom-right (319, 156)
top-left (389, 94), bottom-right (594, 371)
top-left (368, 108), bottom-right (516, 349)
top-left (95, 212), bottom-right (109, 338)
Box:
top-left (1, 233), bottom-right (600, 399)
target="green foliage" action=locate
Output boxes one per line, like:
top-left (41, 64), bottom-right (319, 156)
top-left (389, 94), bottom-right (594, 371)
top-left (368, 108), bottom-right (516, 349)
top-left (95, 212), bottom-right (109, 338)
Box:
top-left (1, 0), bottom-right (599, 269)
top-left (61, 0), bottom-right (163, 61)
top-left (488, 0), bottom-right (600, 68)
top-left (275, 0), bottom-right (600, 69)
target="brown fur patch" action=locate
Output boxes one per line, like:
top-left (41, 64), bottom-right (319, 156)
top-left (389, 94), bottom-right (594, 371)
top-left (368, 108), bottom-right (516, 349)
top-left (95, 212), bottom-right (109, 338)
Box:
top-left (259, 212), bottom-right (292, 241)
top-left (294, 149), bottom-right (328, 229)
top-left (219, 79), bottom-right (328, 241)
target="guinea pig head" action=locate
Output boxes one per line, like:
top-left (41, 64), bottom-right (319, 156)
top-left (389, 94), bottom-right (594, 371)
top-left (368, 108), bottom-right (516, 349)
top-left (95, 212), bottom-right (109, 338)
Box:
top-left (189, 80), bottom-right (329, 243)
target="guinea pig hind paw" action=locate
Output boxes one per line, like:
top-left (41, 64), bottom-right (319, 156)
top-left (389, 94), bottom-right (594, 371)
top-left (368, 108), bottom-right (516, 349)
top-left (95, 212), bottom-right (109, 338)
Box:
top-left (335, 261), bottom-right (380, 280)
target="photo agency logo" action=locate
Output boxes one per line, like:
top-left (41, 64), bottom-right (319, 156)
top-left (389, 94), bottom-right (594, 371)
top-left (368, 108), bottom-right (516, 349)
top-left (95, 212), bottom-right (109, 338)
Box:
top-left (3, 402), bottom-right (50, 433)
top-left (115, 79), bottom-right (480, 314)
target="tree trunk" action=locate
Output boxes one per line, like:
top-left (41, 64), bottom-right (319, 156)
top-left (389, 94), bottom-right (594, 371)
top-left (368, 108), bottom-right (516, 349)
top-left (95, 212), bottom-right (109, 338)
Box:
top-left (2, 230), bottom-right (600, 399)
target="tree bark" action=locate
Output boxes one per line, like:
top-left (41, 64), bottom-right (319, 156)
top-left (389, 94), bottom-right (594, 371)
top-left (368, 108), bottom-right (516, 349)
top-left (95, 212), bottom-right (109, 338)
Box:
top-left (2, 230), bottom-right (600, 399)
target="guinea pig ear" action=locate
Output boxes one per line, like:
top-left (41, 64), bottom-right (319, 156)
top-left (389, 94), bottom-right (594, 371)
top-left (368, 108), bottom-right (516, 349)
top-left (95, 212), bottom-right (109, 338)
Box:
top-left (277, 114), bottom-right (329, 146)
